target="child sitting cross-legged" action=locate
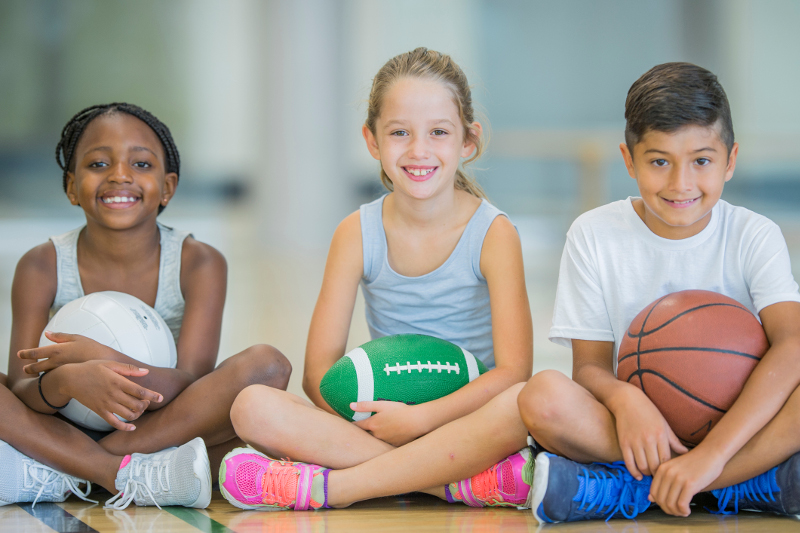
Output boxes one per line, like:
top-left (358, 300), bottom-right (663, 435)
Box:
top-left (520, 63), bottom-right (800, 523)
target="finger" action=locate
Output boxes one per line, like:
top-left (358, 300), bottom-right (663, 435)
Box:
top-left (353, 418), bottom-right (372, 431)
top-left (23, 362), bottom-right (53, 374)
top-left (677, 486), bottom-right (694, 517)
top-left (118, 378), bottom-right (163, 404)
top-left (665, 474), bottom-right (685, 516)
top-left (649, 468), bottom-right (662, 504)
top-left (621, 446), bottom-right (642, 480)
top-left (44, 331), bottom-right (77, 344)
top-left (350, 401), bottom-right (385, 412)
top-left (17, 347), bottom-right (49, 360)
top-left (102, 410), bottom-right (137, 432)
top-left (108, 362), bottom-right (151, 378)
top-left (633, 445), bottom-right (651, 477)
top-left (657, 434), bottom-right (674, 466)
top-left (668, 429), bottom-right (689, 455)
top-left (113, 394), bottom-right (150, 420)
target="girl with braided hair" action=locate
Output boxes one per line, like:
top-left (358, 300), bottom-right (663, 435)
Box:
top-left (1, 103), bottom-right (291, 509)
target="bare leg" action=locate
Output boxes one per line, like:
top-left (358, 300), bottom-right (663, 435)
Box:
top-left (518, 370), bottom-right (800, 490)
top-left (99, 344), bottom-right (291, 475)
top-left (231, 385), bottom-right (393, 469)
top-left (325, 383), bottom-right (529, 507)
top-left (0, 375), bottom-right (123, 492)
top-left (518, 370), bottom-right (622, 463)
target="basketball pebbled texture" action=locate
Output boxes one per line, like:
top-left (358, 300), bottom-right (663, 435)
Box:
top-left (320, 334), bottom-right (488, 421)
top-left (617, 290), bottom-right (769, 446)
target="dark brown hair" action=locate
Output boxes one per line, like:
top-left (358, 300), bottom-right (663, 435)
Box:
top-left (625, 62), bottom-right (734, 154)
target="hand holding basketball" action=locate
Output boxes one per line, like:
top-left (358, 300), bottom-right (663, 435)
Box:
top-left (352, 400), bottom-right (425, 447)
top-left (18, 332), bottom-right (115, 374)
top-left (613, 386), bottom-right (688, 479)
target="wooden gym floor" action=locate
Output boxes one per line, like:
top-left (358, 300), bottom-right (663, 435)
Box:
top-left (1, 491), bottom-right (797, 533)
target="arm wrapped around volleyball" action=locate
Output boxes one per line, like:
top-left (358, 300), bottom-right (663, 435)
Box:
top-left (39, 361), bottom-right (163, 431)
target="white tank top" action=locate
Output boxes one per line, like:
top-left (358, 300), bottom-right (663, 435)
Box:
top-left (49, 222), bottom-right (191, 343)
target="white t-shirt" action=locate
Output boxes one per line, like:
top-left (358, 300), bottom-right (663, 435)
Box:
top-left (549, 197), bottom-right (800, 373)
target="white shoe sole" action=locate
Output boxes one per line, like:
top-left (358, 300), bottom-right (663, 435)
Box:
top-left (530, 452), bottom-right (551, 524)
top-left (187, 437), bottom-right (212, 509)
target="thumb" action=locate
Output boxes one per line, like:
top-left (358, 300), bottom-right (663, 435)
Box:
top-left (44, 330), bottom-right (77, 344)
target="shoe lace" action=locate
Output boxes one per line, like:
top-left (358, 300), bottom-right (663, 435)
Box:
top-left (471, 464), bottom-right (502, 504)
top-left (104, 456), bottom-right (171, 510)
top-left (260, 461), bottom-right (297, 507)
top-left (22, 459), bottom-right (96, 508)
top-left (575, 463), bottom-right (651, 521)
top-left (712, 467), bottom-right (779, 515)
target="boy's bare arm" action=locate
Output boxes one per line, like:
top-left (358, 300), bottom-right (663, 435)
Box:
top-left (573, 339), bottom-right (686, 478)
top-left (689, 301), bottom-right (800, 469)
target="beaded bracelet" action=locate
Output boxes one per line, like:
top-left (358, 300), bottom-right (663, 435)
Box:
top-left (38, 371), bottom-right (69, 410)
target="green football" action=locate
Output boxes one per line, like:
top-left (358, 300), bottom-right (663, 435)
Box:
top-left (319, 334), bottom-right (488, 421)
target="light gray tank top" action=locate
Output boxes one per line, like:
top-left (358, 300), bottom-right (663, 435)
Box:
top-left (360, 195), bottom-right (507, 369)
top-left (49, 222), bottom-right (191, 343)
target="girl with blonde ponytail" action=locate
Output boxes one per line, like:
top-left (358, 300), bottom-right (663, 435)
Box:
top-left (221, 48), bottom-right (534, 512)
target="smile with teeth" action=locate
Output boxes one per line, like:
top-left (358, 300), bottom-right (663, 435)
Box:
top-left (101, 196), bottom-right (139, 204)
top-left (664, 197), bottom-right (699, 205)
top-left (404, 167), bottom-right (435, 177)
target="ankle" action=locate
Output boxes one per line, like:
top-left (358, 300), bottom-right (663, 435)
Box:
top-left (325, 471), bottom-right (352, 508)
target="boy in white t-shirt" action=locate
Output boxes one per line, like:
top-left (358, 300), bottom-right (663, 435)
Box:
top-left (521, 63), bottom-right (800, 523)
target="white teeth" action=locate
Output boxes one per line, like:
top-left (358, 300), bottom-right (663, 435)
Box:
top-left (407, 168), bottom-right (433, 176)
top-left (102, 196), bottom-right (136, 204)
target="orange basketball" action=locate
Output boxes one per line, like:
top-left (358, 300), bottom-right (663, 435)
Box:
top-left (617, 290), bottom-right (769, 446)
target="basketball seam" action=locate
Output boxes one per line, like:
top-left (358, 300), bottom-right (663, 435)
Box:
top-left (618, 346), bottom-right (762, 364)
top-left (626, 302), bottom-right (751, 338)
top-left (625, 369), bottom-right (726, 413)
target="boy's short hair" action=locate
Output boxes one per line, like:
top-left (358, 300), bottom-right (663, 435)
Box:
top-left (624, 62), bottom-right (734, 153)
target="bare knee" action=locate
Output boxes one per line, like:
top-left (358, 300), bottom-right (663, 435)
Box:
top-left (518, 370), bottom-right (572, 438)
top-left (231, 384), bottom-right (278, 442)
top-left (227, 344), bottom-right (292, 391)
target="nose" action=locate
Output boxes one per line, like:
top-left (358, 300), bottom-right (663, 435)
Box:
top-left (407, 135), bottom-right (430, 160)
top-left (108, 161), bottom-right (133, 183)
top-left (668, 164), bottom-right (693, 191)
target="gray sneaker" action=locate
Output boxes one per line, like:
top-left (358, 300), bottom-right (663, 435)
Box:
top-left (0, 440), bottom-right (94, 507)
top-left (104, 437), bottom-right (211, 510)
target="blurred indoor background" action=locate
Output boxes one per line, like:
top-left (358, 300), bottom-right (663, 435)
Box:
top-left (2, 0), bottom-right (799, 398)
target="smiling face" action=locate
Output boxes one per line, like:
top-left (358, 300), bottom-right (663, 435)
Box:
top-left (362, 77), bottom-right (479, 201)
top-left (65, 112), bottom-right (177, 231)
top-left (620, 123), bottom-right (738, 240)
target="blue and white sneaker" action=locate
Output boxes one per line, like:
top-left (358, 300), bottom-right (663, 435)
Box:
top-left (712, 452), bottom-right (800, 517)
top-left (529, 452), bottom-right (652, 523)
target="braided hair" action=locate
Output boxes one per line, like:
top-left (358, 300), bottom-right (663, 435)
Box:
top-left (55, 103), bottom-right (180, 214)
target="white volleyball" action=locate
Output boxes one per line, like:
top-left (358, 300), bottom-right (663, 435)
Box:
top-left (39, 291), bottom-right (177, 431)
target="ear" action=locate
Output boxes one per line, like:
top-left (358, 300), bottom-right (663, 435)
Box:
top-left (362, 125), bottom-right (381, 161)
top-left (65, 173), bottom-right (80, 206)
top-left (461, 121), bottom-right (482, 159)
top-left (619, 143), bottom-right (637, 180)
top-left (724, 142), bottom-right (738, 183)
top-left (161, 173), bottom-right (178, 206)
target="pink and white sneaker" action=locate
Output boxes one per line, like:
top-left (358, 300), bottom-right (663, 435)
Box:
top-left (446, 447), bottom-right (535, 508)
top-left (219, 448), bottom-right (330, 511)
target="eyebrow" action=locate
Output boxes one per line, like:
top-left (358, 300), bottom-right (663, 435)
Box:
top-left (643, 146), bottom-right (718, 155)
top-left (382, 119), bottom-right (457, 129)
top-left (84, 146), bottom-right (158, 157)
